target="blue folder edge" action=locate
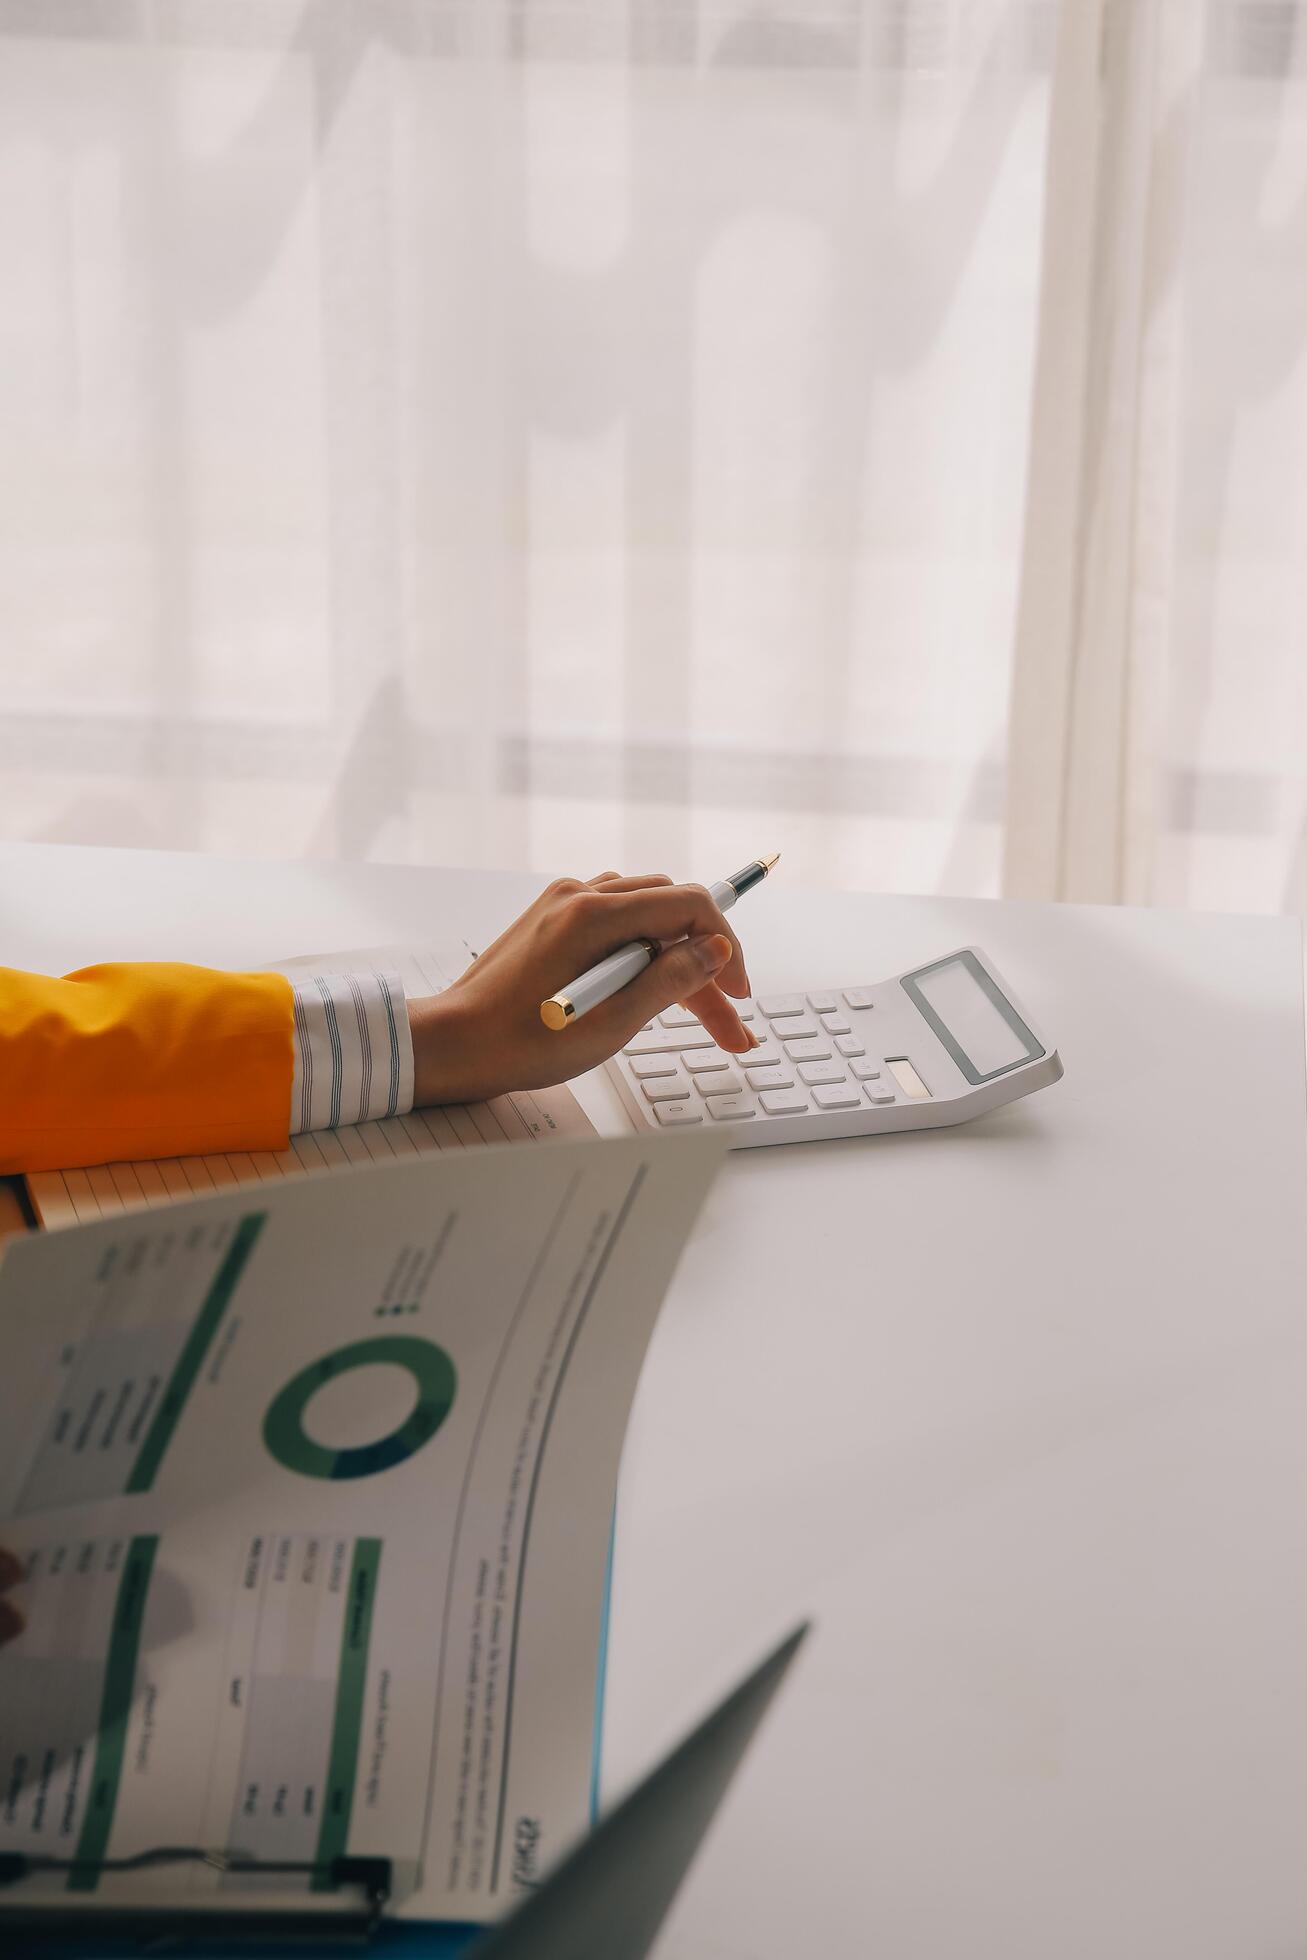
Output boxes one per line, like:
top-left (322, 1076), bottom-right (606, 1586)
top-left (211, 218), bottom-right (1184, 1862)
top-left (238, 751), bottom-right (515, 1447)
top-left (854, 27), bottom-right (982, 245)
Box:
top-left (71, 1511), bottom-right (619, 1959)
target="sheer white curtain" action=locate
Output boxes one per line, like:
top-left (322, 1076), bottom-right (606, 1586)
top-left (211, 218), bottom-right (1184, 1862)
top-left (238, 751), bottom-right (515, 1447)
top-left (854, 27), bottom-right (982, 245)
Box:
top-left (1006, 0), bottom-right (1307, 922)
top-left (2, 0), bottom-right (1306, 929)
top-left (0, 0), bottom-right (1054, 890)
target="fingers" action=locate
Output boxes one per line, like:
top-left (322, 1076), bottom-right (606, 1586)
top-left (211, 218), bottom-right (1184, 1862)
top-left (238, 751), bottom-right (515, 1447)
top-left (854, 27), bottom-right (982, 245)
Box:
top-left (687, 980), bottom-right (756, 1054)
top-left (586, 933), bottom-right (734, 1050)
top-left (586, 872), bottom-right (675, 893)
top-left (580, 885), bottom-right (750, 997)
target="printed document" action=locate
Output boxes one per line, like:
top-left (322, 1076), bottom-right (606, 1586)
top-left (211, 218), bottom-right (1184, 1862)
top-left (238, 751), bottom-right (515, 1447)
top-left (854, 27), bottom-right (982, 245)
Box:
top-left (0, 1130), bottom-right (724, 1927)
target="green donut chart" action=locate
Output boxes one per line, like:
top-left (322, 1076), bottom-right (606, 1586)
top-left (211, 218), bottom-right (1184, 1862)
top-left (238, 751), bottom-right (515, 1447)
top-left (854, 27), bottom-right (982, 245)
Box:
top-left (263, 1335), bottom-right (457, 1480)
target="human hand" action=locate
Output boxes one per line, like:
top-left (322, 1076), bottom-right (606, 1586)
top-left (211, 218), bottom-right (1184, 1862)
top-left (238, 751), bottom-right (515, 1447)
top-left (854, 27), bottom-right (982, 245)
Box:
top-left (0, 1548), bottom-right (25, 1647)
top-left (408, 872), bottom-right (758, 1106)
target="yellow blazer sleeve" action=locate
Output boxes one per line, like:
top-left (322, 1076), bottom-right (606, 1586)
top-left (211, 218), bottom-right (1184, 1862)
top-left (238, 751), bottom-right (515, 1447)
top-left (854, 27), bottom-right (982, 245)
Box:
top-left (0, 964), bottom-right (295, 1174)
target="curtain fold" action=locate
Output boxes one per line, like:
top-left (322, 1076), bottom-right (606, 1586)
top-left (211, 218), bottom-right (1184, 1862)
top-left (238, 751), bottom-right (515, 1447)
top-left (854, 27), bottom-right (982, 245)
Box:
top-left (1003, 0), bottom-right (1201, 905)
top-left (1008, 0), bottom-right (1307, 923)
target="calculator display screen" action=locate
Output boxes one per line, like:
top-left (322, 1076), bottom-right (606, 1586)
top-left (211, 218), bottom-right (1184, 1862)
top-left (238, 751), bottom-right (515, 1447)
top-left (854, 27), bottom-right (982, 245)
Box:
top-left (901, 952), bottom-right (1044, 1086)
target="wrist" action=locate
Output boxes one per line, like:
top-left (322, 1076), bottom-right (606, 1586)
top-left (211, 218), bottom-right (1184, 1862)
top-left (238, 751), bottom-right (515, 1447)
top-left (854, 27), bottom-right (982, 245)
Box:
top-left (409, 993), bottom-right (470, 1107)
top-left (413, 995), bottom-right (460, 1105)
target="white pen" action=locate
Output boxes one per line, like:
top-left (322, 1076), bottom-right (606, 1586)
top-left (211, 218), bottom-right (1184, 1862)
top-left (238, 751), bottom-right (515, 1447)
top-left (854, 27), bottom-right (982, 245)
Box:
top-left (540, 853), bottom-right (780, 1030)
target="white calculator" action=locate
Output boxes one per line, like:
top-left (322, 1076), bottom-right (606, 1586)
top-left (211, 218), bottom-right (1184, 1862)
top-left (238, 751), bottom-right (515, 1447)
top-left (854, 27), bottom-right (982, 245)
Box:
top-left (605, 946), bottom-right (1062, 1148)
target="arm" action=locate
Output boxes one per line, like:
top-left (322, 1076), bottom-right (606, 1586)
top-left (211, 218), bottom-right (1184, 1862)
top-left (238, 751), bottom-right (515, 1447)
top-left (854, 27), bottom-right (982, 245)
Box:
top-left (0, 874), bottom-right (748, 1619)
top-left (0, 962), bottom-right (295, 1174)
top-left (0, 871), bottom-right (751, 1174)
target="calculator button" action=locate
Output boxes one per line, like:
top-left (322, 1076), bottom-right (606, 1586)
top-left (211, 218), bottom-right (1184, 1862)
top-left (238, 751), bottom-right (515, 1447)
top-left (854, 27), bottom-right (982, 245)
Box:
top-left (760, 1090), bottom-right (809, 1115)
top-left (757, 994), bottom-right (804, 1019)
top-left (624, 1027), bottom-right (714, 1056)
top-left (850, 1060), bottom-right (881, 1079)
top-left (684, 1050), bottom-right (730, 1074)
top-left (798, 1061), bottom-right (846, 1086)
top-left (629, 1055), bottom-right (677, 1079)
top-left (642, 1070), bottom-right (692, 1101)
top-left (655, 1100), bottom-right (703, 1126)
top-left (786, 1037), bottom-right (833, 1063)
top-left (842, 987), bottom-right (877, 1010)
top-left (776, 1015), bottom-right (819, 1042)
top-left (749, 1064), bottom-right (795, 1091)
top-left (820, 1012), bottom-right (851, 1036)
top-left (864, 1084), bottom-right (896, 1105)
top-left (806, 991), bottom-right (838, 1014)
top-left (659, 1005), bottom-right (700, 1028)
top-left (835, 1034), bottom-right (865, 1059)
top-left (695, 1066), bottom-right (744, 1097)
top-left (738, 1041), bottom-right (782, 1069)
top-left (705, 1093), bottom-right (756, 1121)
top-left (812, 1083), bottom-right (860, 1110)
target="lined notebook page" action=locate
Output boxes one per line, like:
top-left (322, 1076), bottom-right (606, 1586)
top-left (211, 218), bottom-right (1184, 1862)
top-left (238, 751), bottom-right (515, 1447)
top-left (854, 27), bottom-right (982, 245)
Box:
top-left (25, 942), bottom-right (595, 1231)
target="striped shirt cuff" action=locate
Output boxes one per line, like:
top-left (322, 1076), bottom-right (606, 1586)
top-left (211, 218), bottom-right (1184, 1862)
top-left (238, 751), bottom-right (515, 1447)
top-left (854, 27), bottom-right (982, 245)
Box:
top-left (289, 972), bottom-right (415, 1135)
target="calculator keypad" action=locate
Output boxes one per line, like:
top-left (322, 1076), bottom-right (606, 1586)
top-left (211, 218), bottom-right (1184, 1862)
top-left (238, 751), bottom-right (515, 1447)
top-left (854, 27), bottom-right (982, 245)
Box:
top-left (614, 985), bottom-right (925, 1140)
top-left (605, 960), bottom-right (1057, 1145)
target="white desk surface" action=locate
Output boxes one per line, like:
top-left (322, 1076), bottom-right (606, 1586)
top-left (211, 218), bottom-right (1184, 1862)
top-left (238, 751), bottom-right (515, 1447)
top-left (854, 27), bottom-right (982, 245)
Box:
top-left (4, 841), bottom-right (1307, 1960)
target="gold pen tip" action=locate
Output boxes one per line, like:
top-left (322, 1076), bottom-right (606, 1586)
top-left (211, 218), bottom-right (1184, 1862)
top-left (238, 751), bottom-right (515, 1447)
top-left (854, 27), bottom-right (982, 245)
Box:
top-left (758, 851), bottom-right (781, 872)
